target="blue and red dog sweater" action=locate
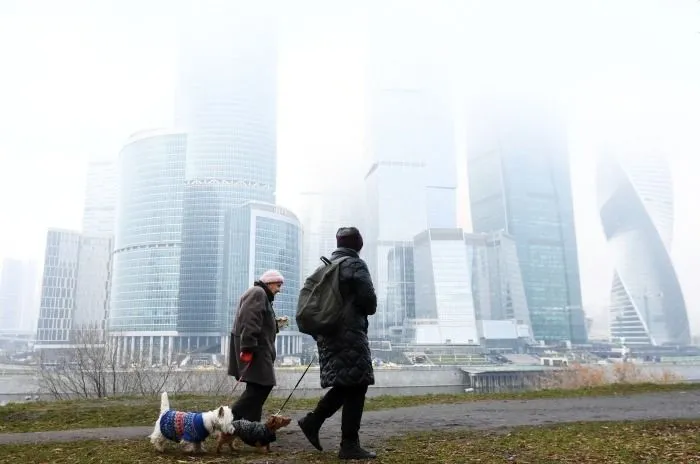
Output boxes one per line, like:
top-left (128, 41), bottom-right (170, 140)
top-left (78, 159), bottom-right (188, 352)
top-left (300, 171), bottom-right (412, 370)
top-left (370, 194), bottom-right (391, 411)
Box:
top-left (159, 410), bottom-right (209, 442)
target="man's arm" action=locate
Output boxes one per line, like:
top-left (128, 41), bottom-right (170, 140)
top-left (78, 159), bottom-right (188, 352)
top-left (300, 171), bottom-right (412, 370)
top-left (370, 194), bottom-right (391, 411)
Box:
top-left (348, 259), bottom-right (377, 316)
top-left (238, 288), bottom-right (266, 351)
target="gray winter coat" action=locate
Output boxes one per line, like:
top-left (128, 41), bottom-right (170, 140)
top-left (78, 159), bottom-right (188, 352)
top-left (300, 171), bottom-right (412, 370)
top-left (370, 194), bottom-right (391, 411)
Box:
top-left (228, 282), bottom-right (279, 386)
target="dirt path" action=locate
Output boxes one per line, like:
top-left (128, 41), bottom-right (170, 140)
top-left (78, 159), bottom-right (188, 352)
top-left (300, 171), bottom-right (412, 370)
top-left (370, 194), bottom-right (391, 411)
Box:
top-left (2, 390), bottom-right (699, 448)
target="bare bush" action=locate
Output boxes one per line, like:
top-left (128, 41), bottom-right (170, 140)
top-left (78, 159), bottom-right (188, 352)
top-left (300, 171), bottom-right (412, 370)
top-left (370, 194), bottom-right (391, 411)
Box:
top-left (37, 327), bottom-right (179, 399)
top-left (541, 362), bottom-right (682, 390)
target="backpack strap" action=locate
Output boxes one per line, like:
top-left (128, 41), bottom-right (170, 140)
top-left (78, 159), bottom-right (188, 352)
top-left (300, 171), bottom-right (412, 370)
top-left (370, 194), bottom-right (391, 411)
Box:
top-left (319, 255), bottom-right (351, 266)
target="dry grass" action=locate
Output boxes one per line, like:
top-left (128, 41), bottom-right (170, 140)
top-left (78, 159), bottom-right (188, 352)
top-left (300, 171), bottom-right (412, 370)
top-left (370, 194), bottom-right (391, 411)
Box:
top-left (2, 383), bottom-right (698, 434)
top-left (2, 420), bottom-right (700, 463)
top-left (541, 362), bottom-right (682, 389)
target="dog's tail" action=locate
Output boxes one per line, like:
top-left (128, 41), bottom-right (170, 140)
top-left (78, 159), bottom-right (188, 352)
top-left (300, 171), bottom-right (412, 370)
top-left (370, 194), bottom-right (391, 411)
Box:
top-left (159, 391), bottom-right (170, 415)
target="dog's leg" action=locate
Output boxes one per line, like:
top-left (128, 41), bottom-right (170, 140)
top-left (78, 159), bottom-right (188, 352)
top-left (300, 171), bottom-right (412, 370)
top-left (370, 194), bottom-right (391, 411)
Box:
top-left (152, 436), bottom-right (166, 452)
top-left (181, 440), bottom-right (196, 454)
top-left (149, 425), bottom-right (166, 452)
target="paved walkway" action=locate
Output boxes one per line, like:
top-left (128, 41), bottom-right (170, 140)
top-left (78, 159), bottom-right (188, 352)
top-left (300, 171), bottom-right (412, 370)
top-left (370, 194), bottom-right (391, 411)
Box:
top-left (2, 390), bottom-right (700, 449)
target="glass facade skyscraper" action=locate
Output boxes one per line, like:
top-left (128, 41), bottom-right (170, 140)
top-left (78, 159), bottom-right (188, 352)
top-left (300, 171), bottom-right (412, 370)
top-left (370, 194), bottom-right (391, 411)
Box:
top-left (598, 149), bottom-right (690, 346)
top-left (465, 231), bottom-right (531, 332)
top-left (223, 202), bottom-right (303, 356)
top-left (35, 229), bottom-right (81, 348)
top-left (36, 160), bottom-right (117, 352)
top-left (73, 235), bottom-right (112, 336)
top-left (386, 243), bottom-right (415, 343)
top-left (466, 97), bottom-right (587, 343)
top-left (364, 3), bottom-right (457, 340)
top-left (412, 229), bottom-right (480, 345)
top-left (0, 258), bottom-right (39, 334)
top-left (175, 2), bottom-right (278, 340)
top-left (108, 130), bottom-right (187, 364)
top-left (82, 160), bottom-right (117, 237)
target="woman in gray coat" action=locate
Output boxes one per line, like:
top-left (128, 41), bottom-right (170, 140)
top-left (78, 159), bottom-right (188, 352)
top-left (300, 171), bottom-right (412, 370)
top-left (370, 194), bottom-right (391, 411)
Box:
top-left (228, 270), bottom-right (289, 421)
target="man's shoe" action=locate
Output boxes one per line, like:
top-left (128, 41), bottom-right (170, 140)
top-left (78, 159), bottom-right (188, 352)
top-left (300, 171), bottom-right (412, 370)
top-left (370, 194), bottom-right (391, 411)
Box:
top-left (298, 413), bottom-right (323, 451)
top-left (338, 441), bottom-right (377, 460)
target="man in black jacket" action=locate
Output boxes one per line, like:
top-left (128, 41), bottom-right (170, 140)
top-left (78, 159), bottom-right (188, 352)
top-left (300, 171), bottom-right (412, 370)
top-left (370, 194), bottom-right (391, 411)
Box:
top-left (298, 227), bottom-right (378, 460)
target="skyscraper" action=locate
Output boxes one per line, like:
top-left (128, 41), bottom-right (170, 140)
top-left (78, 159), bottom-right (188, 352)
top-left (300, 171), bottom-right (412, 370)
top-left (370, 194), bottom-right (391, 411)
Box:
top-left (35, 229), bottom-right (81, 348)
top-left (597, 148), bottom-right (690, 346)
top-left (465, 231), bottom-right (531, 331)
top-left (412, 229), bottom-right (479, 345)
top-left (0, 258), bottom-right (39, 333)
top-left (364, 3), bottom-right (458, 340)
top-left (108, 130), bottom-right (187, 364)
top-left (82, 159), bottom-right (117, 237)
top-left (35, 158), bottom-right (117, 352)
top-left (73, 235), bottom-right (112, 334)
top-left (74, 159), bottom-right (117, 336)
top-left (466, 96), bottom-right (587, 343)
top-left (175, 2), bottom-right (278, 343)
top-left (223, 201), bottom-right (303, 356)
top-left (386, 243), bottom-right (415, 343)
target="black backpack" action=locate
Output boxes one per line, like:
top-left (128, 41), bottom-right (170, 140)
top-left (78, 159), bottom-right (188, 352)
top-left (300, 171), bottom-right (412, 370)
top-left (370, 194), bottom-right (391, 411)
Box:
top-left (296, 256), bottom-right (350, 336)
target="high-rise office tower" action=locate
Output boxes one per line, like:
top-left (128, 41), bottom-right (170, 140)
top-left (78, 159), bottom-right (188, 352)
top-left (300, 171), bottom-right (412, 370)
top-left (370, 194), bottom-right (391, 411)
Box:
top-left (0, 258), bottom-right (39, 333)
top-left (597, 146), bottom-right (690, 346)
top-left (466, 96), bottom-right (587, 343)
top-left (35, 230), bottom-right (81, 348)
top-left (223, 201), bottom-right (303, 356)
top-left (82, 159), bottom-right (117, 237)
top-left (364, 1), bottom-right (458, 340)
top-left (465, 230), bottom-right (531, 330)
top-left (412, 229), bottom-right (479, 345)
top-left (35, 158), bottom-right (116, 353)
top-left (75, 159), bottom-right (116, 336)
top-left (108, 130), bottom-right (187, 364)
top-left (175, 1), bottom-right (278, 344)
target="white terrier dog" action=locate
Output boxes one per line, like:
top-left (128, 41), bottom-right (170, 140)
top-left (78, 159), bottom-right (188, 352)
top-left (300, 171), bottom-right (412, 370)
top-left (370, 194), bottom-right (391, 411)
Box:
top-left (148, 391), bottom-right (235, 453)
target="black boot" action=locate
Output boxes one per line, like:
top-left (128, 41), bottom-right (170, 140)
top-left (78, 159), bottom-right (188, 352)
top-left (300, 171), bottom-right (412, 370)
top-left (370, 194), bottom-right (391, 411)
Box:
top-left (338, 440), bottom-right (377, 460)
top-left (298, 412), bottom-right (324, 451)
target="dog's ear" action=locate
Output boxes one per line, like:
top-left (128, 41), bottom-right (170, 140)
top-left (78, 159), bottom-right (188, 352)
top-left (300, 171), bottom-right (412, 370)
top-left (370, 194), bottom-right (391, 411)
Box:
top-left (218, 406), bottom-right (224, 418)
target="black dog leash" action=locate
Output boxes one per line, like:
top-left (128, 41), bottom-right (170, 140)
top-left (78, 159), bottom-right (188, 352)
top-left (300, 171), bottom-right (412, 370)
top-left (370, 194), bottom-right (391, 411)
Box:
top-left (274, 355), bottom-right (316, 416)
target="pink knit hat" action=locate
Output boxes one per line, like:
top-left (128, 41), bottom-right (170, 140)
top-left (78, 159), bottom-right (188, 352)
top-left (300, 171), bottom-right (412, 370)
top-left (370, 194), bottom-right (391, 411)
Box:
top-left (259, 269), bottom-right (284, 284)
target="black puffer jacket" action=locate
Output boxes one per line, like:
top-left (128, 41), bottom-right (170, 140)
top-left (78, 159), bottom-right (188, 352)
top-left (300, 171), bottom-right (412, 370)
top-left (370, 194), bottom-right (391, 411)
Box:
top-left (317, 247), bottom-right (377, 388)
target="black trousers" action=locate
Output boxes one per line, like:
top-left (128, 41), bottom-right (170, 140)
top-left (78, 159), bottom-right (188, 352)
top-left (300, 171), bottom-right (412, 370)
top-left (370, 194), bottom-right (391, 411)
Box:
top-left (313, 384), bottom-right (368, 443)
top-left (231, 381), bottom-right (273, 422)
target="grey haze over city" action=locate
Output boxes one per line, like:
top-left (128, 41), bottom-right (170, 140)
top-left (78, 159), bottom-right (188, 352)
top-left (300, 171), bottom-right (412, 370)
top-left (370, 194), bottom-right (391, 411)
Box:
top-left (1, 0), bottom-right (700, 352)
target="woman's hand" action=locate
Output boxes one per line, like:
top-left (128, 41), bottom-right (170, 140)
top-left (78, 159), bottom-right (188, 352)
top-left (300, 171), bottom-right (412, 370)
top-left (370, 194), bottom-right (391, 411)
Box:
top-left (276, 316), bottom-right (290, 329)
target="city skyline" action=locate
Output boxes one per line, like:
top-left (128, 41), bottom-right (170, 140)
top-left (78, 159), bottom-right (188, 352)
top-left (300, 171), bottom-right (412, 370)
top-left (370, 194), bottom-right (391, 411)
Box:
top-left (2, 1), bottom-right (700, 339)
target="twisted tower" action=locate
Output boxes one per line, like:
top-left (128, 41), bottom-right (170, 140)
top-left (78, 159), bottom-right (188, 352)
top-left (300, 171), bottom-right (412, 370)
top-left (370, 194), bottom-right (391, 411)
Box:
top-left (597, 150), bottom-right (690, 346)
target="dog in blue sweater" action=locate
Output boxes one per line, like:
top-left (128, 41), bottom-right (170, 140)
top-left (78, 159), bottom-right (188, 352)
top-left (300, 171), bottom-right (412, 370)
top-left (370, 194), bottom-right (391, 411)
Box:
top-left (149, 391), bottom-right (235, 454)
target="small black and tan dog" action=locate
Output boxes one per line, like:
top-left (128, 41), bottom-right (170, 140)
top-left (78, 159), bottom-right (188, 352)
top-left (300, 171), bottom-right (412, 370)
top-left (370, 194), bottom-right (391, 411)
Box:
top-left (215, 414), bottom-right (292, 453)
